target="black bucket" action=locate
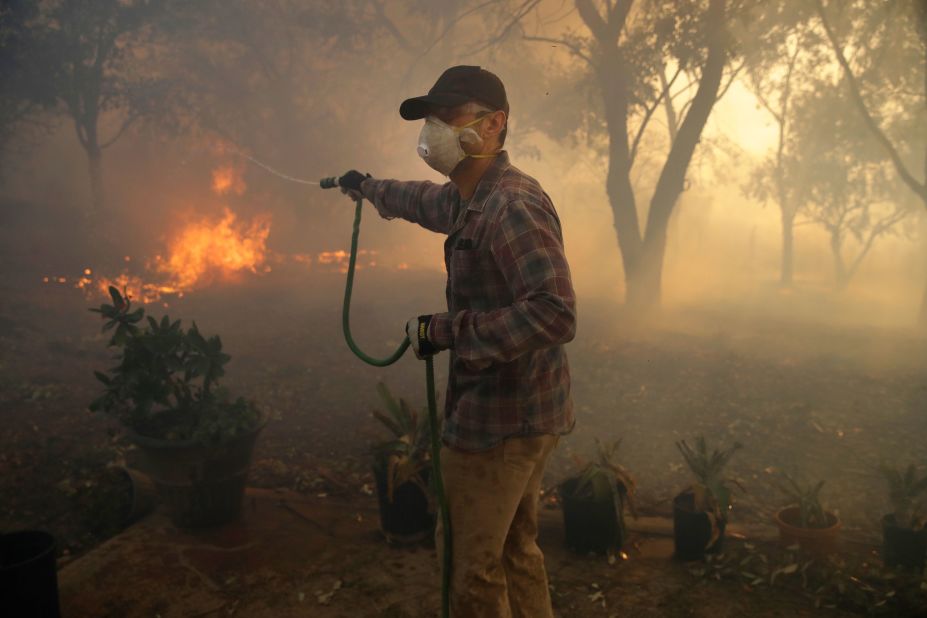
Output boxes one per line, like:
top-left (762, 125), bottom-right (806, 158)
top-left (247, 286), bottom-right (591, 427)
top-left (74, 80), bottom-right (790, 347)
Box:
top-left (673, 491), bottom-right (725, 561)
top-left (372, 460), bottom-right (434, 544)
top-left (882, 514), bottom-right (927, 573)
top-left (559, 477), bottom-right (624, 555)
top-left (0, 530), bottom-right (61, 617)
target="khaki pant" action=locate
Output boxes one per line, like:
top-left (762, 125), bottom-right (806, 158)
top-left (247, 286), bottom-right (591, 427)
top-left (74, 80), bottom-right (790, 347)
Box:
top-left (435, 434), bottom-right (560, 618)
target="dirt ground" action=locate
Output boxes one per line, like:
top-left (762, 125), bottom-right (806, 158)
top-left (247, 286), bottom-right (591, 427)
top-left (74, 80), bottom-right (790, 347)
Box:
top-left (2, 203), bottom-right (927, 615)
top-left (57, 488), bottom-right (860, 618)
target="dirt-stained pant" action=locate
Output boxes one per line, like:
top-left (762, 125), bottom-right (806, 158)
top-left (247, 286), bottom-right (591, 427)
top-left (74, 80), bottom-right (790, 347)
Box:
top-left (435, 433), bottom-right (560, 618)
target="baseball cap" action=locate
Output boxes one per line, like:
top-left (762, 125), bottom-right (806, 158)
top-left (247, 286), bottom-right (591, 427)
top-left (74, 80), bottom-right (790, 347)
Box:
top-left (399, 65), bottom-right (509, 121)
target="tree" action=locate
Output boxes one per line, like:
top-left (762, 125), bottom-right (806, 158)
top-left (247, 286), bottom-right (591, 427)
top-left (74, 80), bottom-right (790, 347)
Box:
top-left (490, 0), bottom-right (755, 310)
top-left (39, 0), bottom-right (176, 214)
top-left (787, 86), bottom-right (913, 289)
top-left (815, 0), bottom-right (927, 320)
top-left (743, 11), bottom-right (823, 287)
top-left (0, 2), bottom-right (57, 172)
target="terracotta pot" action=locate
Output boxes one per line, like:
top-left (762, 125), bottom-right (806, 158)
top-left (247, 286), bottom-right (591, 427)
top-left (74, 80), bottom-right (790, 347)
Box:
top-left (773, 506), bottom-right (841, 556)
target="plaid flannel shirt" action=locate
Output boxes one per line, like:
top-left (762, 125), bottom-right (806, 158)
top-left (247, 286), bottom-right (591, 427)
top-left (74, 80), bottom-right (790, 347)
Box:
top-left (360, 152), bottom-right (576, 451)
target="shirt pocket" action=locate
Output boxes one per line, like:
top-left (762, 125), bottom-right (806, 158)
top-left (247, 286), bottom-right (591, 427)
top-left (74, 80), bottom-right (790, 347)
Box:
top-left (449, 248), bottom-right (493, 307)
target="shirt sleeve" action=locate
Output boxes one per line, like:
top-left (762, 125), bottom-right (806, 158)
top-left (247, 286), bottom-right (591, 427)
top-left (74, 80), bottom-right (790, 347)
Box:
top-left (428, 198), bottom-right (576, 364)
top-left (361, 178), bottom-right (454, 234)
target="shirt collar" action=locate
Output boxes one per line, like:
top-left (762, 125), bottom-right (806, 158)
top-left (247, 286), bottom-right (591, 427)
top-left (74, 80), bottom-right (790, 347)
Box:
top-left (465, 150), bottom-right (510, 213)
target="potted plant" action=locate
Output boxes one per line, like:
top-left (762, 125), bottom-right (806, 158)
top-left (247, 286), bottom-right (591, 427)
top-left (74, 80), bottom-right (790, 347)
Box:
top-left (89, 286), bottom-right (264, 528)
top-left (559, 438), bottom-right (637, 556)
top-left (370, 382), bottom-right (436, 544)
top-left (673, 437), bottom-right (743, 561)
top-left (771, 472), bottom-right (841, 556)
top-left (877, 462), bottom-right (927, 572)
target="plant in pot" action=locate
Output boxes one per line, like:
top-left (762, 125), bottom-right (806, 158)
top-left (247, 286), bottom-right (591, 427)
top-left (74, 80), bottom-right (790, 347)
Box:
top-left (370, 382), bottom-right (436, 544)
top-left (771, 472), bottom-right (841, 556)
top-left (89, 286), bottom-right (264, 529)
top-left (877, 462), bottom-right (927, 572)
top-left (673, 436), bottom-right (743, 561)
top-left (559, 438), bottom-right (638, 557)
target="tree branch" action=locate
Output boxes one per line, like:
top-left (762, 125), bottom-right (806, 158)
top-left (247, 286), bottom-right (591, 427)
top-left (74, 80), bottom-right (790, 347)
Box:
top-left (522, 34), bottom-right (596, 67)
top-left (576, 0), bottom-right (610, 43)
top-left (100, 111), bottom-right (139, 150)
top-left (418, 0), bottom-right (502, 60)
top-left (750, 81), bottom-right (781, 124)
top-left (371, 0), bottom-right (415, 54)
top-left (815, 0), bottom-right (926, 201)
top-left (847, 206), bottom-right (909, 281)
top-left (464, 0), bottom-right (541, 57)
top-left (631, 67), bottom-right (681, 164)
top-left (715, 59), bottom-right (745, 102)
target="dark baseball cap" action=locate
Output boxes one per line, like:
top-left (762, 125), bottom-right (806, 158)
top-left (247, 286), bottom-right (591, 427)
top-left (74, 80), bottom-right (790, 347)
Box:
top-left (400, 65), bottom-right (509, 120)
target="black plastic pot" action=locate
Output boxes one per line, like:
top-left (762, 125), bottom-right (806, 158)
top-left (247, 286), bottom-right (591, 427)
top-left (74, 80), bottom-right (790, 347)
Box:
top-left (673, 490), bottom-right (725, 561)
top-left (882, 514), bottom-right (927, 572)
top-left (0, 530), bottom-right (60, 617)
top-left (372, 459), bottom-right (434, 544)
top-left (559, 476), bottom-right (624, 555)
top-left (117, 466), bottom-right (157, 525)
top-left (131, 420), bottom-right (265, 529)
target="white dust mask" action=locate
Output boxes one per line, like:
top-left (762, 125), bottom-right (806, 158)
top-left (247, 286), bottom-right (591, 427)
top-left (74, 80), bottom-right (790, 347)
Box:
top-left (416, 115), bottom-right (496, 176)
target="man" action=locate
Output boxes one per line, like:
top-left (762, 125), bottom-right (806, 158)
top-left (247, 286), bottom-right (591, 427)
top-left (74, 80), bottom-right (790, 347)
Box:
top-left (339, 65), bottom-right (575, 618)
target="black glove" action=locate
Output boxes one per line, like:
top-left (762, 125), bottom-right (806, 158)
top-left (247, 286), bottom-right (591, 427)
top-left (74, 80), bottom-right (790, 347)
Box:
top-left (338, 170), bottom-right (370, 192)
top-left (405, 315), bottom-right (439, 359)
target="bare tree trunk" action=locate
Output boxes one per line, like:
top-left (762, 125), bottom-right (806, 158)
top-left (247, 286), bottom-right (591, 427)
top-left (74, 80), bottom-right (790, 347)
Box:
top-left (830, 229), bottom-right (849, 290)
top-left (781, 209), bottom-right (795, 287)
top-left (87, 144), bottom-right (104, 215)
top-left (633, 0), bottom-right (727, 309)
top-left (627, 224), bottom-right (668, 309)
top-left (920, 270), bottom-right (927, 325)
top-left (581, 0), bottom-right (727, 311)
top-left (599, 53), bottom-right (645, 306)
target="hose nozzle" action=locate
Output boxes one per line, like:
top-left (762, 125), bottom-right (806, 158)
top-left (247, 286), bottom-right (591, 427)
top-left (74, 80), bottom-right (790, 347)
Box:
top-left (320, 176), bottom-right (339, 189)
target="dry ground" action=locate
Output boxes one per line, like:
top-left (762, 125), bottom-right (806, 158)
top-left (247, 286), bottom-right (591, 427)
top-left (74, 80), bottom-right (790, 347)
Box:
top-left (2, 200), bottom-right (927, 615)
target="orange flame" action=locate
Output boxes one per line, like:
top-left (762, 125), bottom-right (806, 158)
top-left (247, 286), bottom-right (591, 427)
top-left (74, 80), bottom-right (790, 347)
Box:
top-left (155, 208), bottom-right (270, 289)
top-left (317, 249), bottom-right (378, 273)
top-left (90, 209), bottom-right (271, 303)
top-left (211, 164), bottom-right (246, 196)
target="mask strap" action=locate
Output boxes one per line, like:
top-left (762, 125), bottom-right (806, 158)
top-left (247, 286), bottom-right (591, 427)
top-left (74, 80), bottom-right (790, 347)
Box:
top-left (460, 113), bottom-right (502, 159)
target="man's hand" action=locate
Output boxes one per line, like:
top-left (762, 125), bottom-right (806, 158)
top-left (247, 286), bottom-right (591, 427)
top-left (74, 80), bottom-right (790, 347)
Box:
top-left (405, 315), bottom-right (439, 360)
top-left (338, 170), bottom-right (370, 201)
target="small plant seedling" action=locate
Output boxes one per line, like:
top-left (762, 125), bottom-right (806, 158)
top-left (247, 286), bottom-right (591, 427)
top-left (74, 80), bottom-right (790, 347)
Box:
top-left (771, 472), bottom-right (830, 529)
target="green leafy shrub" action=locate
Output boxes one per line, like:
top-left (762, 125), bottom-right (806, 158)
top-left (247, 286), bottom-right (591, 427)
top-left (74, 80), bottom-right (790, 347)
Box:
top-left (89, 286), bottom-right (260, 445)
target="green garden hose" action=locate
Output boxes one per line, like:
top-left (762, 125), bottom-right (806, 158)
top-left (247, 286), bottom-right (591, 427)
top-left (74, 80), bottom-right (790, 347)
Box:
top-left (321, 177), bottom-right (451, 618)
